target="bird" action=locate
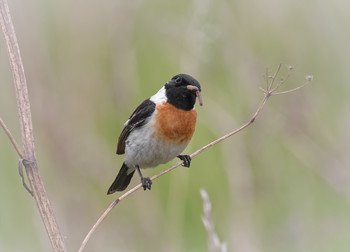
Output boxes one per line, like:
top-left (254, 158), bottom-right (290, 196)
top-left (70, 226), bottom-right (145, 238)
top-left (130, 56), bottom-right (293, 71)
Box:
top-left (107, 73), bottom-right (203, 194)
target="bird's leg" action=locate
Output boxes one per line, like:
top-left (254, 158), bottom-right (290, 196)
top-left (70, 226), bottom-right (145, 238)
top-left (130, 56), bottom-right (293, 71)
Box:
top-left (177, 155), bottom-right (192, 168)
top-left (135, 165), bottom-right (152, 190)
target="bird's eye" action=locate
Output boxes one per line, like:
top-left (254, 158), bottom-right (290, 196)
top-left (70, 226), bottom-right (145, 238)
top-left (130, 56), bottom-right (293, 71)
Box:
top-left (175, 76), bottom-right (182, 83)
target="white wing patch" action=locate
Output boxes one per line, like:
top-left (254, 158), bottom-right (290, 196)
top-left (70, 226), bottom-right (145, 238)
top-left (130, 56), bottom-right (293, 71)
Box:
top-left (150, 86), bottom-right (167, 104)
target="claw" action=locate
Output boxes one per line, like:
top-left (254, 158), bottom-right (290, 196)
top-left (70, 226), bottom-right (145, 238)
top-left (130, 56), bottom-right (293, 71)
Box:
top-left (141, 177), bottom-right (152, 190)
top-left (177, 155), bottom-right (192, 168)
top-left (135, 165), bottom-right (152, 191)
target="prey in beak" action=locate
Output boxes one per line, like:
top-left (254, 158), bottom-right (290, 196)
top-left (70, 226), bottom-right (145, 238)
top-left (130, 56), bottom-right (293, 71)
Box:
top-left (187, 85), bottom-right (203, 106)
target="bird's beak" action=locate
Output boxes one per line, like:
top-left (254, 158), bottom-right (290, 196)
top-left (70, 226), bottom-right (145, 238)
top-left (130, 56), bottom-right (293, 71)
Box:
top-left (187, 85), bottom-right (203, 106)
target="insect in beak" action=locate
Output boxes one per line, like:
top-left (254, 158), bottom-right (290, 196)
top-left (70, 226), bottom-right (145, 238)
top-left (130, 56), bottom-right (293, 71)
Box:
top-left (187, 85), bottom-right (203, 106)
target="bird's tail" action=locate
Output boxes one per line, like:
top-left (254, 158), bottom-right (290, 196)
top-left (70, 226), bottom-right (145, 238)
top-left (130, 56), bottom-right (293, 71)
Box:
top-left (107, 162), bottom-right (135, 194)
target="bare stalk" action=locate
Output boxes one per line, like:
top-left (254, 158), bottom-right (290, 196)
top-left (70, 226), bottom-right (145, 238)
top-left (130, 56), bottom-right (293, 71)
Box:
top-left (78, 64), bottom-right (312, 251)
top-left (0, 0), bottom-right (66, 251)
top-left (200, 189), bottom-right (227, 252)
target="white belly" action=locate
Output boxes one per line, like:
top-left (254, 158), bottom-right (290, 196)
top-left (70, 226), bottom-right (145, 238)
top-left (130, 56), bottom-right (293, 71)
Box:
top-left (124, 118), bottom-right (188, 169)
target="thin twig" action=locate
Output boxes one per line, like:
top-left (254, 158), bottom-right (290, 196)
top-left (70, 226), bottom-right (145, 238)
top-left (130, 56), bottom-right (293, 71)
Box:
top-left (268, 63), bottom-right (281, 91)
top-left (78, 185), bottom-right (142, 252)
top-left (272, 80), bottom-right (311, 95)
top-left (0, 117), bottom-right (23, 158)
top-left (265, 67), bottom-right (269, 91)
top-left (78, 64), bottom-right (312, 252)
top-left (271, 72), bottom-right (290, 93)
top-left (0, 1), bottom-right (67, 251)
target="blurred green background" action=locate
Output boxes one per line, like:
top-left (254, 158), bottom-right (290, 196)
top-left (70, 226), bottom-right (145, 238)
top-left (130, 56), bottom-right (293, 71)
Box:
top-left (1, 0), bottom-right (350, 251)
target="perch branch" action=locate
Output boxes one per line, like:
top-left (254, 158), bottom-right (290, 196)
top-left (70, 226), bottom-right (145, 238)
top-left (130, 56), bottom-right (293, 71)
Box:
top-left (78, 64), bottom-right (312, 252)
top-left (0, 0), bottom-right (67, 251)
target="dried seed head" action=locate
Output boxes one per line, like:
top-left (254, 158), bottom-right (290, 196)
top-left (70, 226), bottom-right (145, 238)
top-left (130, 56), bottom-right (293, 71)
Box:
top-left (305, 75), bottom-right (313, 81)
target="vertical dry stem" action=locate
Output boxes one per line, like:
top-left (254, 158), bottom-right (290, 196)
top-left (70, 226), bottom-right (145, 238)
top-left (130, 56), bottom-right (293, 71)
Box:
top-left (0, 0), bottom-right (66, 251)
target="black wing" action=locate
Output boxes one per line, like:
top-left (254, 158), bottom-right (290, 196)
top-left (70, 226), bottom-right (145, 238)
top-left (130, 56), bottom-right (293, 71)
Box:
top-left (116, 99), bottom-right (156, 154)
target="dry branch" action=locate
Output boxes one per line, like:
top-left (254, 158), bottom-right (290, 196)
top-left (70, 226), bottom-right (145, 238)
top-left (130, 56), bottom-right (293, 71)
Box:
top-left (0, 0), bottom-right (67, 251)
top-left (78, 64), bottom-right (312, 251)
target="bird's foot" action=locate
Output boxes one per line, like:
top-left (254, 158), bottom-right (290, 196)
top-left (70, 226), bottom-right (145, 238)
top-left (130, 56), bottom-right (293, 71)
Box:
top-left (177, 155), bottom-right (192, 168)
top-left (141, 177), bottom-right (152, 191)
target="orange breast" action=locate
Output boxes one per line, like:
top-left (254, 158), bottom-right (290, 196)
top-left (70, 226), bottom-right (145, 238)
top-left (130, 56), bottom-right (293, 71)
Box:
top-left (154, 102), bottom-right (197, 144)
